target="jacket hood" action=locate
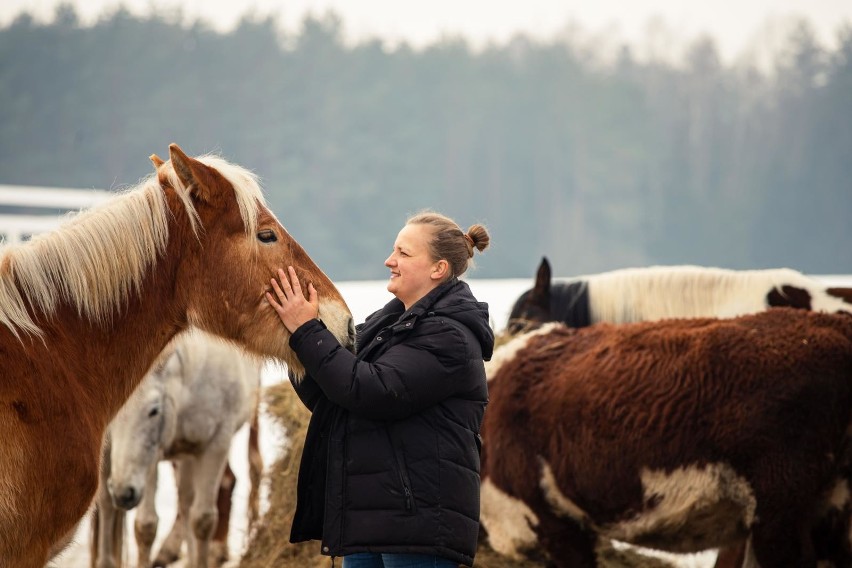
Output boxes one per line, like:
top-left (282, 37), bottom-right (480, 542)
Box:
top-left (409, 279), bottom-right (495, 361)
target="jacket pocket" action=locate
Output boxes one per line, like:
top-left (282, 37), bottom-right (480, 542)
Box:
top-left (386, 428), bottom-right (417, 514)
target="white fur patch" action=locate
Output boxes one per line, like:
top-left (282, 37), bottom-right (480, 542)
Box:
top-left (480, 478), bottom-right (540, 559)
top-left (539, 459), bottom-right (756, 553)
top-left (575, 265), bottom-right (852, 323)
top-left (821, 478), bottom-right (851, 513)
top-left (485, 322), bottom-right (561, 383)
top-left (540, 461), bottom-right (594, 527)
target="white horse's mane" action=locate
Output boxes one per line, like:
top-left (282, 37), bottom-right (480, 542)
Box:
top-left (566, 265), bottom-right (849, 323)
top-left (0, 154), bottom-right (265, 337)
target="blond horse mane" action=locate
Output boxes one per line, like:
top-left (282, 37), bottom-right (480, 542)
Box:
top-left (0, 154), bottom-right (266, 338)
top-left (583, 265), bottom-right (848, 323)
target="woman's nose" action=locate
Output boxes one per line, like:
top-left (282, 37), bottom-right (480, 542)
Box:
top-left (384, 255), bottom-right (394, 267)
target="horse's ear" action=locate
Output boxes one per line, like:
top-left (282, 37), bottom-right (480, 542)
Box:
top-left (149, 154), bottom-right (165, 169)
top-left (168, 143), bottom-right (217, 203)
top-left (533, 257), bottom-right (551, 298)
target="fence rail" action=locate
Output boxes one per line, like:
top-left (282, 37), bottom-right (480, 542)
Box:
top-left (0, 184), bottom-right (110, 244)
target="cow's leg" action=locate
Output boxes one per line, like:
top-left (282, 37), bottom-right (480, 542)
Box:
top-left (811, 486), bottom-right (852, 567)
top-left (750, 516), bottom-right (816, 568)
top-left (134, 460), bottom-right (160, 568)
top-left (714, 542), bottom-right (747, 568)
top-left (210, 462), bottom-right (236, 567)
top-left (536, 514), bottom-right (597, 568)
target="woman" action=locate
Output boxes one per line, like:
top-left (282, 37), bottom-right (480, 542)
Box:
top-left (266, 211), bottom-right (493, 568)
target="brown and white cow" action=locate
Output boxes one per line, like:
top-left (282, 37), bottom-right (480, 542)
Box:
top-left (481, 308), bottom-right (852, 567)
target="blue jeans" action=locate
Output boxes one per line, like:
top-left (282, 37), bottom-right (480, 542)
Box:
top-left (343, 552), bottom-right (458, 568)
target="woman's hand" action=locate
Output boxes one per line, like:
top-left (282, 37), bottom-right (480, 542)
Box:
top-left (266, 266), bottom-right (320, 333)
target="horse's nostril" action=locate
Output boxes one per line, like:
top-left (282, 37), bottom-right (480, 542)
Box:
top-left (113, 486), bottom-right (139, 510)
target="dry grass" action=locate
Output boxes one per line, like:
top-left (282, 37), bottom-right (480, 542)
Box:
top-left (238, 378), bottom-right (676, 568)
top-left (238, 381), bottom-right (328, 568)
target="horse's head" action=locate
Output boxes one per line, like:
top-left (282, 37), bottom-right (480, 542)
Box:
top-left (507, 256), bottom-right (552, 334)
top-left (155, 144), bottom-right (355, 376)
top-left (106, 365), bottom-right (171, 510)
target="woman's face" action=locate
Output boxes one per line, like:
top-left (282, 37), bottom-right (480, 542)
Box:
top-left (385, 223), bottom-right (442, 310)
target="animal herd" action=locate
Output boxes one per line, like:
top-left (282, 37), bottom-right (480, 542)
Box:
top-left (1, 146), bottom-right (850, 568)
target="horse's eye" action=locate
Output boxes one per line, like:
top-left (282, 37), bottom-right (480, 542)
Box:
top-left (257, 230), bottom-right (278, 243)
top-left (148, 407), bottom-right (159, 418)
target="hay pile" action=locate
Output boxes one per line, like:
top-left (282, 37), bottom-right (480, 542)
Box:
top-left (238, 380), bottom-right (328, 568)
top-left (237, 377), bottom-right (675, 568)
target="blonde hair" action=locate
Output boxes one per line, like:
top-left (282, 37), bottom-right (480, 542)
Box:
top-left (407, 211), bottom-right (490, 278)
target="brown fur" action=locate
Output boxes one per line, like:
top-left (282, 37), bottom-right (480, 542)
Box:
top-left (828, 287), bottom-right (852, 305)
top-left (0, 144), bottom-right (352, 567)
top-left (483, 309), bottom-right (852, 568)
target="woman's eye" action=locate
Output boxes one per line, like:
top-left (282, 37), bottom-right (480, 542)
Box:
top-left (257, 230), bottom-right (278, 243)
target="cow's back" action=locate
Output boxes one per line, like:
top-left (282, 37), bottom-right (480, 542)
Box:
top-left (483, 309), bottom-right (852, 557)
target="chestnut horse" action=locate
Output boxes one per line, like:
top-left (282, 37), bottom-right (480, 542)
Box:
top-left (481, 309), bottom-right (852, 567)
top-left (0, 144), bottom-right (354, 568)
top-left (508, 257), bottom-right (852, 333)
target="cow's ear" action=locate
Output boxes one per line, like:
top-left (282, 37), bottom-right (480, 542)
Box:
top-left (168, 143), bottom-right (217, 204)
top-left (533, 257), bottom-right (551, 298)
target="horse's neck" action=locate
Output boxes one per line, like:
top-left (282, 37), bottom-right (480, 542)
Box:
top-left (31, 256), bottom-right (187, 427)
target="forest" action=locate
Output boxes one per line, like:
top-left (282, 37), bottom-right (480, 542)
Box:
top-left (1, 5), bottom-right (850, 280)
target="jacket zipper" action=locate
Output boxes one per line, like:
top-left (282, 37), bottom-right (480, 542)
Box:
top-left (387, 428), bottom-right (416, 513)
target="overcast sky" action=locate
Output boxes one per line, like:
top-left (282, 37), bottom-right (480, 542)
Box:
top-left (3, 0), bottom-right (852, 63)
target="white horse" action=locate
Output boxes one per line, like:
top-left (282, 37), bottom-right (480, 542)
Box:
top-left (93, 331), bottom-right (263, 568)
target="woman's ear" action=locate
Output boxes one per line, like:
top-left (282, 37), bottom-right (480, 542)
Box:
top-left (431, 259), bottom-right (450, 280)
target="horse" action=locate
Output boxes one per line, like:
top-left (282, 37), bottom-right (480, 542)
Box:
top-left (507, 257), bottom-right (852, 333)
top-left (93, 331), bottom-right (263, 568)
top-left (480, 308), bottom-right (852, 567)
top-left (0, 144), bottom-right (354, 568)
top-left (90, 432), bottom-right (259, 568)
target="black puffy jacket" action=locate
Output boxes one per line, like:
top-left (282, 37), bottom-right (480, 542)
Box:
top-left (287, 278), bottom-right (494, 566)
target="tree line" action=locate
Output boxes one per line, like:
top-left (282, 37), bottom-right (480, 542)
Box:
top-left (1, 5), bottom-right (850, 280)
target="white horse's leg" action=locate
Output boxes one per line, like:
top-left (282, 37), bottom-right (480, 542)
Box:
top-left (247, 412), bottom-right (263, 528)
top-left (155, 461), bottom-right (188, 566)
top-left (210, 463), bottom-right (236, 567)
top-left (153, 462), bottom-right (185, 566)
top-left (94, 494), bottom-right (122, 568)
top-left (133, 460), bottom-right (159, 568)
top-left (172, 458), bottom-right (199, 566)
top-left (187, 448), bottom-right (230, 568)
top-left (92, 435), bottom-right (124, 568)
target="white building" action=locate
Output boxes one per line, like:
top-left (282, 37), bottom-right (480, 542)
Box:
top-left (0, 184), bottom-right (111, 244)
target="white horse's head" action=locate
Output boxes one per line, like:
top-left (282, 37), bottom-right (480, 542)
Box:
top-left (107, 354), bottom-right (177, 510)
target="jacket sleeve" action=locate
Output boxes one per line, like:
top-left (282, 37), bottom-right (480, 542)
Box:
top-left (289, 319), bottom-right (471, 421)
top-left (288, 369), bottom-right (323, 412)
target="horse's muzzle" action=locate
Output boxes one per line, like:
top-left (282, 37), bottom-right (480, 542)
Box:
top-left (110, 485), bottom-right (142, 510)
